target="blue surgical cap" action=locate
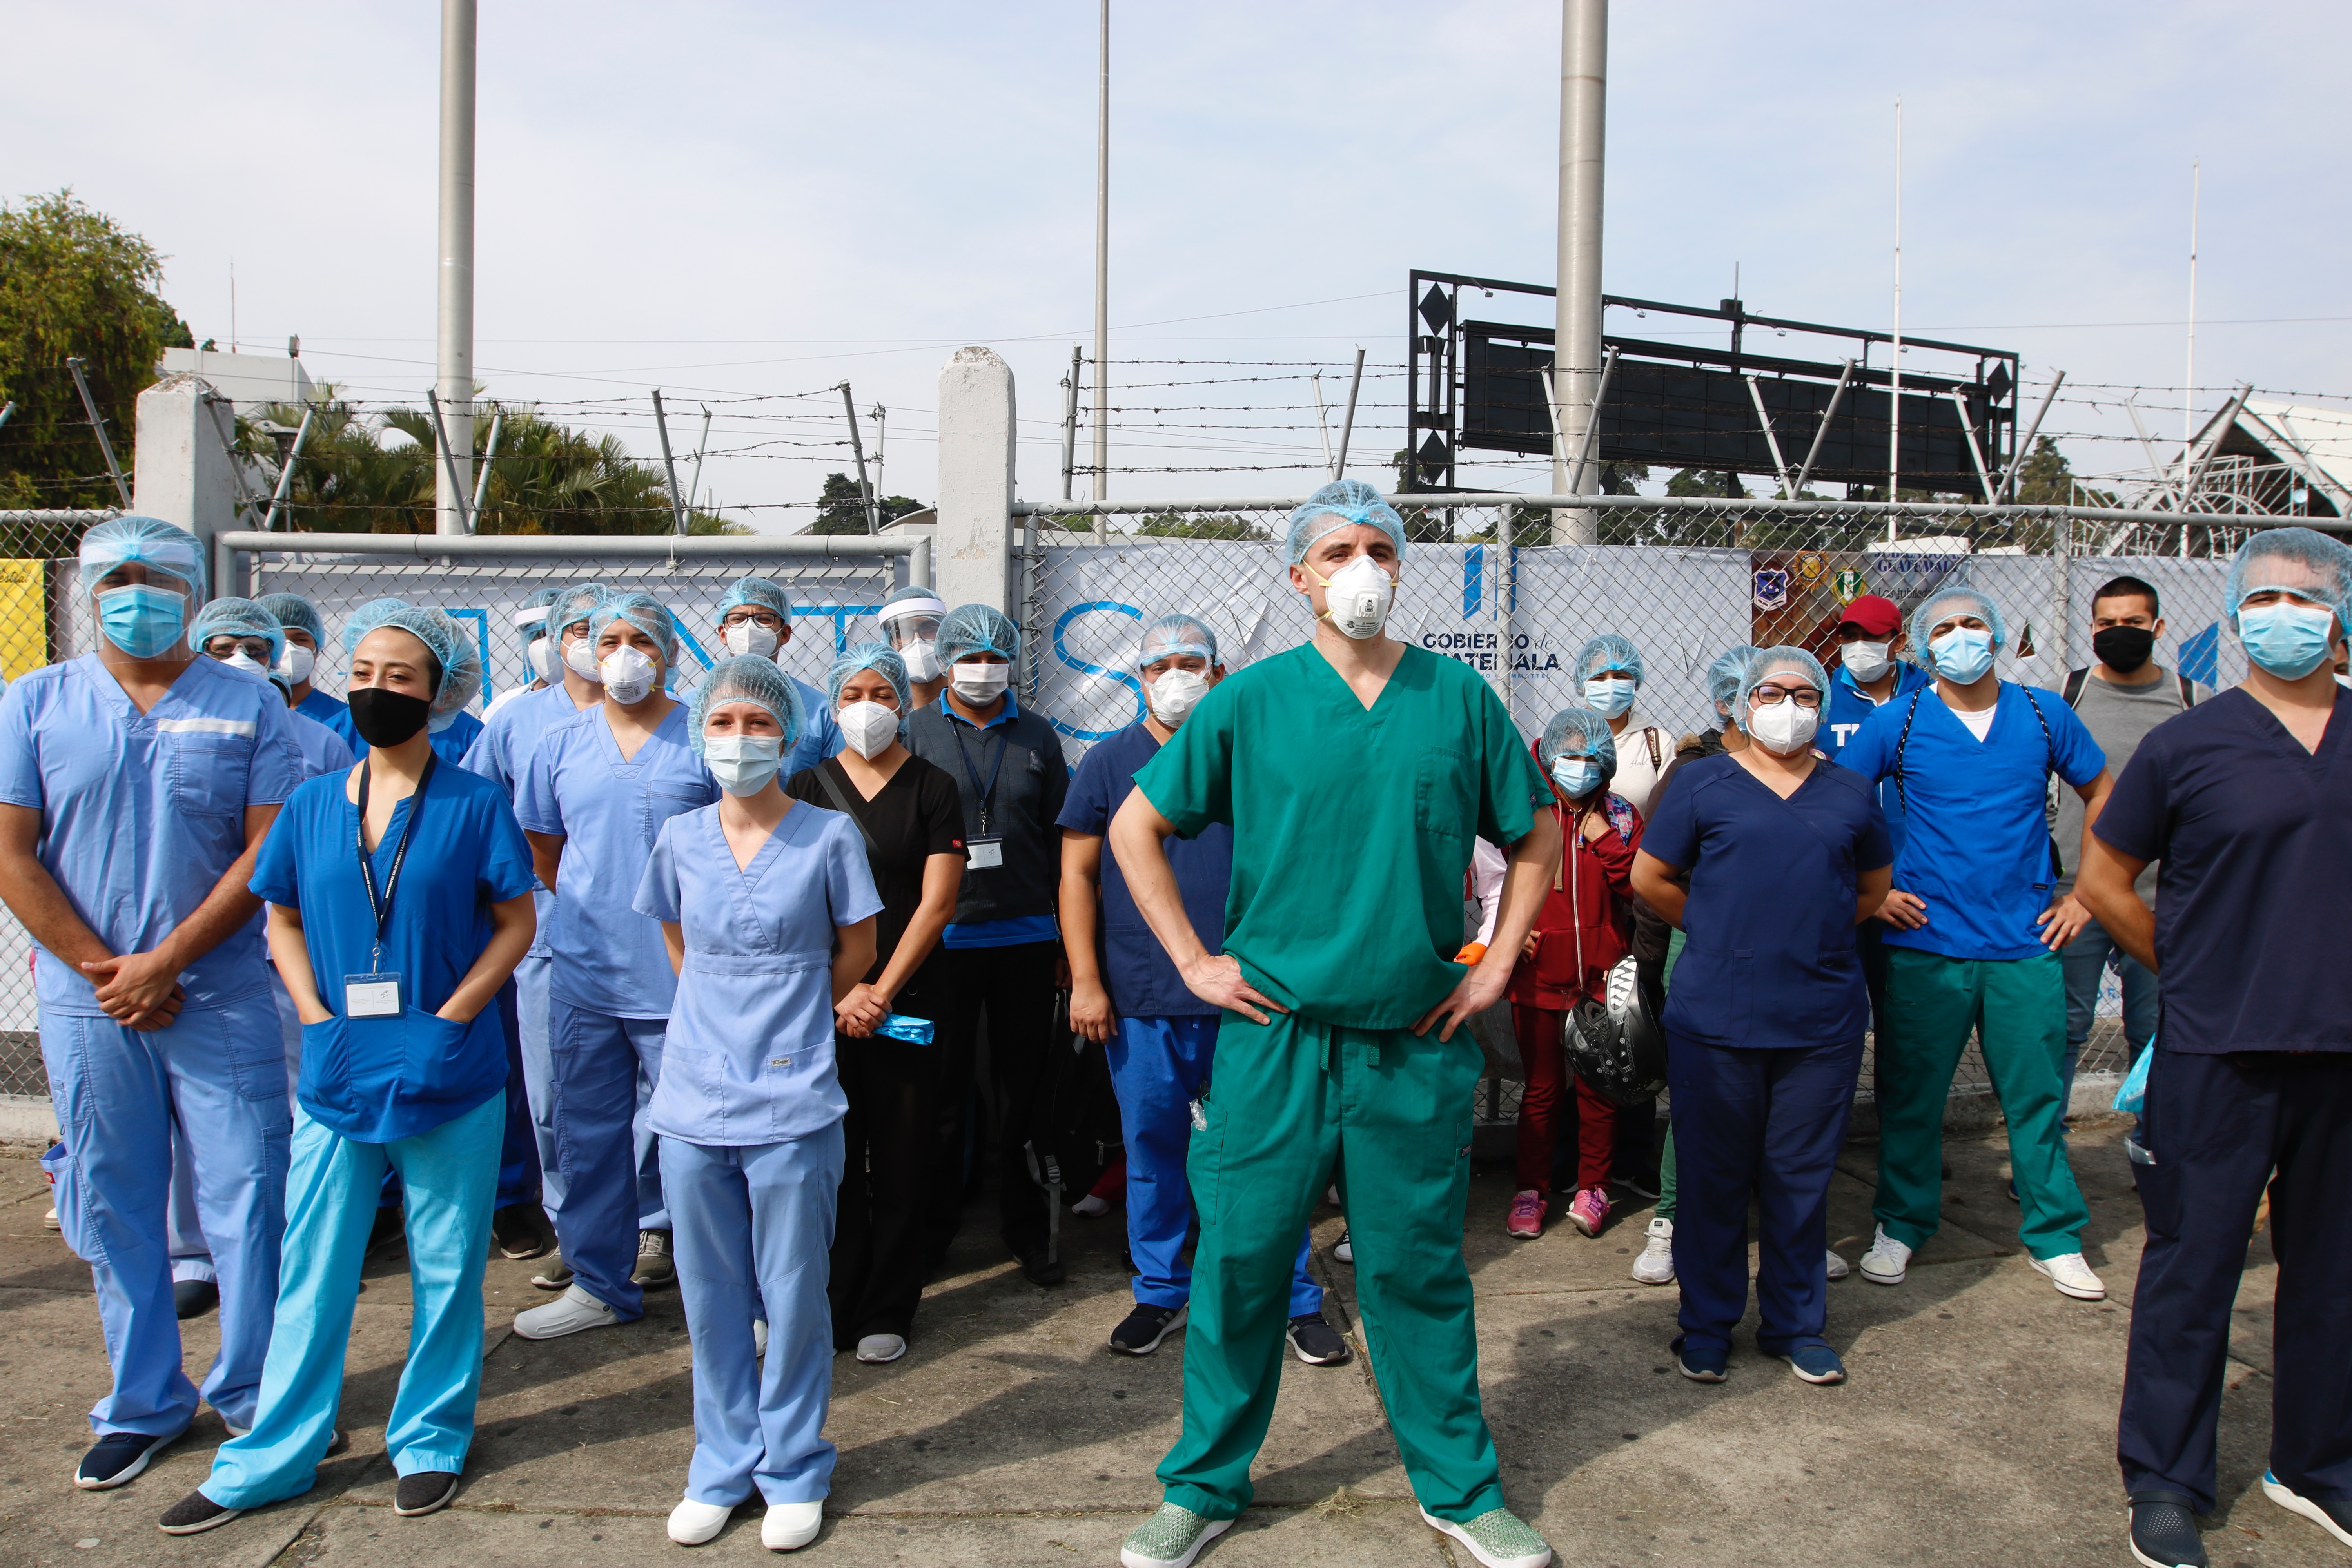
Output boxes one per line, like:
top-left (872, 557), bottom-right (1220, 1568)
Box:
top-left (255, 592), bottom-right (324, 644)
top-left (514, 586), bottom-right (564, 651)
top-left (1735, 646), bottom-right (1831, 728)
top-left (688, 655), bottom-right (807, 757)
top-left (554, 581), bottom-right (610, 632)
top-left (341, 597), bottom-right (485, 716)
top-left (719, 575), bottom-right (793, 621)
top-left (2225, 526), bottom-right (2352, 630)
top-left (1909, 585), bottom-right (2007, 653)
top-left (937, 603), bottom-right (1020, 665)
top-left (590, 591), bottom-right (680, 665)
top-left (1285, 479), bottom-right (1407, 566)
top-left (78, 515), bottom-right (207, 600)
top-left (1140, 612), bottom-right (1218, 668)
top-left (1574, 633), bottom-right (1645, 685)
top-left (827, 641), bottom-right (911, 707)
top-left (187, 597), bottom-right (286, 666)
top-left (1539, 708), bottom-right (1619, 780)
top-left (1706, 644), bottom-right (1762, 717)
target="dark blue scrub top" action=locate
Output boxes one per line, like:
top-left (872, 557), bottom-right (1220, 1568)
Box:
top-left (2094, 686), bottom-right (2352, 1054)
top-left (1642, 754), bottom-right (1892, 1049)
top-left (296, 688), bottom-right (349, 730)
top-left (1056, 720), bottom-right (1230, 1018)
top-left (1821, 661), bottom-right (1929, 866)
top-left (325, 702), bottom-right (486, 768)
top-left (250, 763), bottom-right (537, 1142)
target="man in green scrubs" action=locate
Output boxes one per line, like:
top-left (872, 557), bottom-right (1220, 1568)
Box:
top-left (1107, 481), bottom-right (1561, 1568)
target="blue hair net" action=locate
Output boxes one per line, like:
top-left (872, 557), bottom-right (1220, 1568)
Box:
top-left (514, 586), bottom-right (564, 651)
top-left (719, 575), bottom-right (793, 620)
top-left (590, 591), bottom-right (680, 665)
top-left (1735, 646), bottom-right (1831, 728)
top-left (1140, 612), bottom-right (1218, 668)
top-left (340, 598), bottom-right (485, 716)
top-left (1574, 633), bottom-right (1646, 685)
top-left (1539, 708), bottom-right (1619, 780)
top-left (1706, 644), bottom-right (1762, 717)
top-left (78, 515), bottom-right (207, 600)
top-left (688, 655), bottom-right (807, 757)
top-left (1285, 479), bottom-right (1407, 566)
top-left (2224, 526), bottom-right (2352, 630)
top-left (254, 592), bottom-right (324, 644)
top-left (1909, 584), bottom-right (2006, 654)
top-left (937, 603), bottom-right (1021, 665)
top-left (827, 641), bottom-right (910, 707)
top-left (187, 597), bottom-right (286, 666)
top-left (553, 581), bottom-right (610, 633)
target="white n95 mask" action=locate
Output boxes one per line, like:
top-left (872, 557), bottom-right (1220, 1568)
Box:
top-left (600, 646), bottom-right (659, 704)
top-left (563, 636), bottom-right (603, 683)
top-left (952, 662), bottom-right (1011, 703)
top-left (222, 650), bottom-right (267, 676)
top-left (724, 622), bottom-right (781, 660)
top-left (1841, 641), bottom-right (1891, 682)
top-left (1313, 554), bottom-right (1396, 641)
top-left (276, 643), bottom-right (316, 685)
top-left (837, 700), bottom-right (899, 759)
top-left (528, 638), bottom-right (557, 683)
top-left (1748, 700), bottom-right (1819, 755)
top-left (898, 638), bottom-right (942, 682)
top-left (1146, 669), bottom-right (1210, 726)
top-left (703, 735), bottom-right (782, 797)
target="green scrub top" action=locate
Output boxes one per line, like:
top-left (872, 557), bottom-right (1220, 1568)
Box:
top-left (1134, 642), bottom-right (1547, 1030)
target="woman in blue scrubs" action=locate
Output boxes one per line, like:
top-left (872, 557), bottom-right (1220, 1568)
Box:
top-left (159, 601), bottom-right (537, 1534)
top-left (514, 592), bottom-right (718, 1338)
top-left (1631, 647), bottom-right (1893, 1388)
top-left (634, 656), bottom-right (880, 1550)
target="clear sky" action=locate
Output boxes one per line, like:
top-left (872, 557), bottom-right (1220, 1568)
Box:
top-left (9, 2), bottom-right (2347, 527)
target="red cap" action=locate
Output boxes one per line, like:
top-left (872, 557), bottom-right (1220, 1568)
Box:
top-left (1837, 594), bottom-right (1902, 637)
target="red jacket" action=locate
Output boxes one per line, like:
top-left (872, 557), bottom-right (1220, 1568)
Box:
top-left (1505, 783), bottom-right (1643, 1012)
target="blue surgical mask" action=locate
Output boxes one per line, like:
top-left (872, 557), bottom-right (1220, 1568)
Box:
top-left (2237, 600), bottom-right (2338, 680)
top-left (1550, 757), bottom-right (1603, 798)
top-left (1582, 675), bottom-right (1636, 718)
top-left (96, 584), bottom-right (187, 658)
top-left (1929, 626), bottom-right (1994, 685)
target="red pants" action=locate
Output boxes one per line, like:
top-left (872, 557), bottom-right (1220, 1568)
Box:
top-left (1513, 1003), bottom-right (1617, 1194)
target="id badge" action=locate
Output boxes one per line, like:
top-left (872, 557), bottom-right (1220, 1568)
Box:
top-left (345, 973), bottom-right (404, 1018)
top-left (966, 835), bottom-right (1004, 870)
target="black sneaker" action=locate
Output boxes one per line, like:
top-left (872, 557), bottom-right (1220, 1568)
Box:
top-left (632, 1229), bottom-right (676, 1290)
top-left (158, 1490), bottom-right (241, 1535)
top-left (2128, 1497), bottom-right (2207, 1568)
top-left (394, 1469), bottom-right (460, 1517)
top-left (1108, 1304), bottom-right (1183, 1356)
top-left (491, 1203), bottom-right (547, 1261)
top-left (529, 1256), bottom-right (574, 1291)
top-left (1287, 1314), bottom-right (1352, 1366)
top-left (1016, 1250), bottom-right (1066, 1288)
top-left (172, 1279), bottom-right (219, 1320)
top-left (75, 1429), bottom-right (180, 1490)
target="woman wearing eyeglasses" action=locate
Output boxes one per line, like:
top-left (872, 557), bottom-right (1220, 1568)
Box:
top-left (1629, 646), bottom-right (1892, 1389)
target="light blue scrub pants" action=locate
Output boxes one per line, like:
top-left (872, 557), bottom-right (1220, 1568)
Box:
top-left (661, 1125), bottom-right (846, 1508)
top-left (514, 952), bottom-right (568, 1229)
top-left (167, 975), bottom-right (305, 1288)
top-left (548, 1000), bottom-right (669, 1318)
top-left (1110, 1015), bottom-right (1322, 1318)
top-left (202, 1094), bottom-right (502, 1507)
top-left (40, 995), bottom-right (289, 1437)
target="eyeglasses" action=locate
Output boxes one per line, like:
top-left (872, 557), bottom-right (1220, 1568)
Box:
top-left (1749, 685), bottom-right (1822, 710)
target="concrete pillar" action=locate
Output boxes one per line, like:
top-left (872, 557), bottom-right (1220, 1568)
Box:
top-left (934, 347), bottom-right (1017, 613)
top-left (131, 372), bottom-right (238, 589)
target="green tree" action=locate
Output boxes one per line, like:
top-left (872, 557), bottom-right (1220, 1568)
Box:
top-left (1136, 512), bottom-right (1266, 540)
top-left (2011, 435), bottom-right (2105, 507)
top-left (805, 471), bottom-right (927, 535)
top-left (1666, 467), bottom-right (1748, 499)
top-left (0, 191), bottom-right (192, 511)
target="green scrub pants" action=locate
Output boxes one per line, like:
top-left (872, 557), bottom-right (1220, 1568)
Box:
top-left (1870, 947), bottom-right (2087, 1260)
top-left (1157, 1009), bottom-right (1504, 1524)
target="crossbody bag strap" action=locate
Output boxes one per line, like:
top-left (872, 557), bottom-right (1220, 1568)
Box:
top-left (810, 761), bottom-right (882, 859)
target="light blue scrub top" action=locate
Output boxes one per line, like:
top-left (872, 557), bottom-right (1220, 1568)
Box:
top-left (326, 703), bottom-right (486, 768)
top-left (515, 702), bottom-right (719, 1018)
top-left (785, 674), bottom-right (844, 778)
top-left (0, 654), bottom-right (303, 1015)
top-left (463, 681), bottom-right (598, 959)
top-left (289, 710), bottom-right (355, 778)
top-left (633, 800), bottom-right (882, 1145)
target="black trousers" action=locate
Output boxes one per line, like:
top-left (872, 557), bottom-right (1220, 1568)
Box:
top-left (922, 940), bottom-right (1064, 1265)
top-left (830, 1028), bottom-right (942, 1347)
top-left (2119, 1049), bottom-right (2352, 1512)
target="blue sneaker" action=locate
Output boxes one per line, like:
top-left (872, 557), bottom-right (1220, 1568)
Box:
top-left (2263, 1471), bottom-right (2352, 1549)
top-left (1674, 1340), bottom-right (1728, 1383)
top-left (1784, 1344), bottom-right (1847, 1384)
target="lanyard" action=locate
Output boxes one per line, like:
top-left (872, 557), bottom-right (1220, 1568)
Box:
top-left (355, 753), bottom-right (435, 970)
top-left (949, 713), bottom-right (1009, 834)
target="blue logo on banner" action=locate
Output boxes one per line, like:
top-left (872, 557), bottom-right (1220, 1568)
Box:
top-left (1051, 601), bottom-right (1144, 740)
top-left (2178, 621), bottom-right (2220, 689)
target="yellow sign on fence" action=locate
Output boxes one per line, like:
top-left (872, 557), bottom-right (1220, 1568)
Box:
top-left (0, 560), bottom-right (49, 682)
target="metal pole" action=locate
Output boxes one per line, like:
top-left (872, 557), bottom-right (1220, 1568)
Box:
top-left (469, 405), bottom-right (503, 521)
top-left (65, 356), bottom-right (132, 508)
top-left (1553, 0), bottom-right (1606, 544)
top-left (1091, 0), bottom-right (1110, 502)
top-left (261, 405), bottom-right (317, 532)
top-left (1887, 95), bottom-right (1902, 538)
top-left (1060, 347), bottom-right (1081, 503)
top-left (1744, 375), bottom-right (1793, 499)
top-left (1791, 358), bottom-right (1854, 500)
top-left (1566, 346), bottom-right (1619, 496)
top-left (2179, 383), bottom-right (2250, 512)
top-left (1332, 347), bottom-right (1366, 479)
top-left (869, 403), bottom-right (886, 507)
top-left (685, 405), bottom-right (712, 514)
top-left (1998, 370), bottom-right (2063, 501)
top-left (2184, 158), bottom-right (2199, 452)
top-left (435, 0), bottom-right (477, 537)
top-left (1950, 388), bottom-right (1996, 504)
top-left (652, 389), bottom-right (688, 535)
top-left (0, 401), bottom-right (14, 429)
top-left (1311, 370), bottom-right (1333, 474)
top-left (204, 394), bottom-right (265, 524)
top-left (425, 388), bottom-right (475, 534)
top-left (839, 383), bottom-right (879, 535)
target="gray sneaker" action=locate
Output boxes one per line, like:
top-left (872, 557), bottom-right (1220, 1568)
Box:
top-left (1419, 1506), bottom-right (1552, 1568)
top-left (1120, 1503), bottom-right (1232, 1568)
top-left (633, 1229), bottom-right (676, 1289)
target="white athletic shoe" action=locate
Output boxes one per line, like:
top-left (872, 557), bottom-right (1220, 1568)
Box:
top-left (1825, 1247), bottom-right (1851, 1280)
top-left (1332, 1228), bottom-right (1353, 1265)
top-left (753, 1320), bottom-right (768, 1358)
top-left (2030, 1251), bottom-right (2107, 1300)
top-left (761, 1499), bottom-right (823, 1550)
top-left (512, 1283), bottom-right (619, 1340)
top-left (1630, 1216), bottom-right (1676, 1285)
top-left (1858, 1224), bottom-right (1911, 1286)
top-left (855, 1333), bottom-right (907, 1364)
top-left (2264, 1470), bottom-right (2352, 1548)
top-left (668, 1497), bottom-right (736, 1545)
top-left (1072, 1193), bottom-right (1112, 1217)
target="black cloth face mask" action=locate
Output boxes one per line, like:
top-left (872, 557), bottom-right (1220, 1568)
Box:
top-left (2092, 626), bottom-right (2156, 675)
top-left (347, 686), bottom-right (433, 747)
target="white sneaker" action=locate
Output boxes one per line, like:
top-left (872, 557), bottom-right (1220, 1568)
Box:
top-left (2029, 1251), bottom-right (2107, 1300)
top-left (513, 1283), bottom-right (619, 1340)
top-left (1825, 1248), bottom-right (1851, 1280)
top-left (668, 1496), bottom-right (737, 1545)
top-left (855, 1333), bottom-right (906, 1364)
top-left (43, 1205), bottom-right (60, 1232)
top-left (1630, 1216), bottom-right (1676, 1285)
top-left (1858, 1224), bottom-right (1911, 1286)
top-left (753, 1320), bottom-right (768, 1358)
top-left (1071, 1193), bottom-right (1112, 1217)
top-left (1332, 1228), bottom-right (1353, 1265)
top-left (762, 1499), bottom-right (823, 1550)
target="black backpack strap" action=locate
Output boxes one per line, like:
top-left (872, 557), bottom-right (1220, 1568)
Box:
top-left (1891, 688), bottom-right (1926, 816)
top-left (809, 760), bottom-right (881, 859)
top-left (2178, 671), bottom-right (2196, 708)
top-left (2063, 668), bottom-right (2089, 707)
top-left (1643, 726), bottom-right (1662, 769)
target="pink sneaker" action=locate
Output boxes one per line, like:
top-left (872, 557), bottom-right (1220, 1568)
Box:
top-left (1506, 1189), bottom-right (1546, 1239)
top-left (1568, 1187), bottom-right (1612, 1237)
